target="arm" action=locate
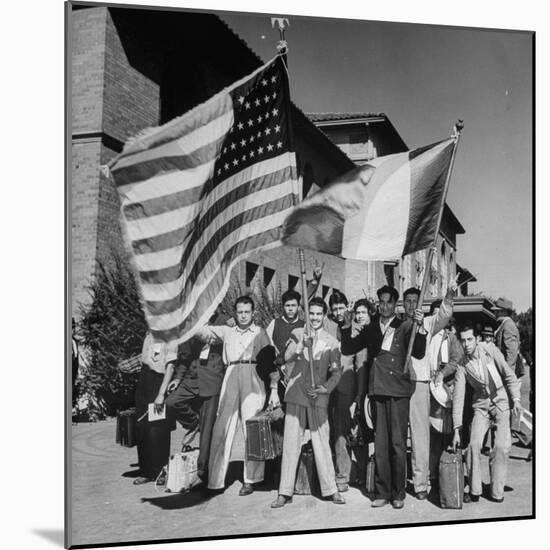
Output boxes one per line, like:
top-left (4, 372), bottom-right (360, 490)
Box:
top-left (340, 324), bottom-right (368, 355)
top-left (194, 325), bottom-right (226, 345)
top-left (154, 362), bottom-right (175, 412)
top-left (410, 324), bottom-right (427, 360)
top-left (431, 296), bottom-right (453, 335)
top-left (452, 365), bottom-right (467, 431)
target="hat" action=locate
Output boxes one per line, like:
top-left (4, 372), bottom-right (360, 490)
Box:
top-left (481, 325), bottom-right (494, 337)
top-left (492, 297), bottom-right (513, 311)
top-left (429, 381), bottom-right (452, 409)
top-left (363, 395), bottom-right (374, 430)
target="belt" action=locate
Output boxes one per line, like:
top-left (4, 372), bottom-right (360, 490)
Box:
top-left (228, 360), bottom-right (257, 365)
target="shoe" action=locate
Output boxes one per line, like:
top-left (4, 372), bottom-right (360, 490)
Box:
top-left (336, 483), bottom-right (349, 493)
top-left (271, 495), bottom-right (293, 508)
top-left (492, 496), bottom-right (504, 503)
top-left (470, 494), bottom-right (480, 502)
top-left (416, 491), bottom-right (428, 501)
top-left (392, 499), bottom-right (404, 509)
top-left (371, 498), bottom-right (389, 508)
top-left (330, 492), bottom-right (346, 504)
top-left (239, 483), bottom-right (254, 496)
top-left (133, 476), bottom-right (152, 485)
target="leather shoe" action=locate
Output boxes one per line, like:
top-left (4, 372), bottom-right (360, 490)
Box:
top-left (239, 483), bottom-right (254, 496)
top-left (271, 495), bottom-right (293, 508)
top-left (416, 491), bottom-right (428, 501)
top-left (392, 499), bottom-right (404, 509)
top-left (331, 492), bottom-right (346, 504)
top-left (133, 476), bottom-right (152, 485)
top-left (336, 483), bottom-right (349, 493)
top-left (492, 496), bottom-right (504, 503)
top-left (371, 498), bottom-right (389, 508)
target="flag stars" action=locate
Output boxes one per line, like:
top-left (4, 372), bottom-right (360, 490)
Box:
top-left (247, 119), bottom-right (254, 127)
top-left (267, 143), bottom-right (274, 152)
top-left (274, 124), bottom-right (281, 133)
top-left (272, 92), bottom-right (277, 99)
top-left (257, 114), bottom-right (263, 124)
top-left (261, 78), bottom-right (268, 86)
top-left (249, 135), bottom-right (255, 143)
top-left (238, 96), bottom-right (245, 104)
top-left (257, 146), bottom-right (264, 154)
top-left (237, 122), bottom-right (244, 131)
top-left (277, 141), bottom-right (283, 148)
top-left (272, 108), bottom-right (279, 116)
top-left (233, 158), bottom-right (239, 166)
top-left (224, 162), bottom-right (229, 170)
top-left (264, 95), bottom-right (270, 104)
top-left (217, 168), bottom-right (221, 175)
top-left (249, 150), bottom-right (255, 158)
top-left (240, 139), bottom-right (247, 147)
top-left (271, 75), bottom-right (276, 83)
top-left (244, 101), bottom-right (251, 110)
top-left (230, 142), bottom-right (236, 150)
top-left (265, 128), bottom-right (271, 136)
top-left (254, 98), bottom-right (261, 107)
top-left (257, 130), bottom-right (262, 139)
top-left (242, 154), bottom-right (247, 162)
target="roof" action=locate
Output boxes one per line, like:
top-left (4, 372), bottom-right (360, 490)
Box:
top-left (443, 204), bottom-right (466, 235)
top-left (456, 263), bottom-right (477, 282)
top-left (306, 112), bottom-right (386, 123)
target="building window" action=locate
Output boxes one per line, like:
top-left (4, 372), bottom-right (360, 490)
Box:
top-left (322, 285), bottom-right (330, 299)
top-left (246, 261), bottom-right (259, 287)
top-left (384, 262), bottom-right (397, 288)
top-left (263, 266), bottom-right (275, 287)
top-left (288, 274), bottom-right (299, 291)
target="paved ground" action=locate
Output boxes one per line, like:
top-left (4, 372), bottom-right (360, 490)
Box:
top-left (69, 370), bottom-right (533, 547)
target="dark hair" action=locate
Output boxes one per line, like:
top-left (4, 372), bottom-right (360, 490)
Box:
top-left (458, 319), bottom-right (478, 336)
top-left (234, 295), bottom-right (255, 310)
top-left (329, 290), bottom-right (348, 307)
top-left (376, 285), bottom-right (399, 302)
top-left (282, 289), bottom-right (301, 305)
top-left (447, 317), bottom-right (457, 332)
top-left (353, 298), bottom-right (372, 313)
top-left (403, 287), bottom-right (421, 299)
top-left (309, 296), bottom-right (328, 314)
top-left (429, 299), bottom-right (442, 315)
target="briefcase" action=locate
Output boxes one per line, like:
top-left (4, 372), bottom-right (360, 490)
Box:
top-left (438, 449), bottom-right (464, 509)
top-left (365, 455), bottom-right (376, 497)
top-left (245, 408), bottom-right (284, 461)
top-left (116, 408), bottom-right (137, 448)
top-left (294, 442), bottom-right (320, 496)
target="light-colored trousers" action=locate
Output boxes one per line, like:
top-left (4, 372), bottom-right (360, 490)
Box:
top-left (279, 402), bottom-right (338, 497)
top-left (466, 406), bottom-right (511, 499)
top-left (409, 380), bottom-right (431, 492)
top-left (207, 364), bottom-right (265, 489)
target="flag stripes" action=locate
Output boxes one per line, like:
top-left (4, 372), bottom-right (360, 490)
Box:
top-left (110, 55), bottom-right (298, 344)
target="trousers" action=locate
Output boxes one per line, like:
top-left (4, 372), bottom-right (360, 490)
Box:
top-left (374, 395), bottom-right (410, 501)
top-left (279, 402), bottom-right (338, 497)
top-left (466, 406), bottom-right (511, 499)
top-left (329, 391), bottom-right (355, 485)
top-left (409, 380), bottom-right (431, 492)
top-left (207, 364), bottom-right (265, 489)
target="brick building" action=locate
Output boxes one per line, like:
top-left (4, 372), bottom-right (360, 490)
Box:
top-left (70, 4), bottom-right (480, 322)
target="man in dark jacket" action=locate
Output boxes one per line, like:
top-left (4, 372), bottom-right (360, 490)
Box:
top-left (340, 285), bottom-right (426, 509)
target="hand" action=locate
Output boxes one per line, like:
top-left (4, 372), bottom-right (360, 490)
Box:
top-left (306, 384), bottom-right (328, 400)
top-left (154, 393), bottom-right (165, 414)
top-left (434, 372), bottom-right (444, 387)
top-left (452, 430), bottom-right (461, 452)
top-left (303, 333), bottom-right (314, 349)
top-left (312, 261), bottom-right (325, 281)
top-left (269, 370), bottom-right (281, 384)
top-left (167, 379), bottom-right (180, 393)
top-left (446, 273), bottom-right (460, 298)
top-left (226, 317), bottom-right (236, 327)
top-left (339, 310), bottom-right (353, 328)
top-left (413, 308), bottom-right (425, 326)
top-left (512, 400), bottom-right (523, 417)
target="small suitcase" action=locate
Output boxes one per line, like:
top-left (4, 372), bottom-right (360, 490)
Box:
top-left (438, 449), bottom-right (464, 509)
top-left (294, 443), bottom-right (320, 496)
top-left (245, 409), bottom-right (284, 461)
top-left (116, 408), bottom-right (137, 447)
top-left (365, 455), bottom-right (376, 497)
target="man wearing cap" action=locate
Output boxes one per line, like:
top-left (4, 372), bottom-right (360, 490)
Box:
top-left (195, 296), bottom-right (271, 496)
top-left (452, 321), bottom-right (522, 503)
top-left (340, 285), bottom-right (427, 509)
top-left (481, 325), bottom-right (495, 344)
top-left (402, 275), bottom-right (458, 500)
top-left (493, 297), bottom-right (522, 378)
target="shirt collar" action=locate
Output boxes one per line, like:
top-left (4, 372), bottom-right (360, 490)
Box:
top-left (234, 323), bottom-right (256, 335)
top-left (282, 315), bottom-right (300, 325)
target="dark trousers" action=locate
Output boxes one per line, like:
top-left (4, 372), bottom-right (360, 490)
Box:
top-left (373, 395), bottom-right (410, 501)
top-left (329, 391), bottom-right (355, 485)
top-left (165, 382), bottom-right (220, 480)
top-left (135, 366), bottom-right (172, 480)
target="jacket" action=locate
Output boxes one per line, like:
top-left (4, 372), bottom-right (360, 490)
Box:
top-left (452, 342), bottom-right (520, 429)
top-left (494, 316), bottom-right (520, 371)
top-left (341, 315), bottom-right (427, 398)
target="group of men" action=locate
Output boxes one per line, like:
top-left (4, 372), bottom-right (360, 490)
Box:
top-left (131, 273), bottom-right (526, 511)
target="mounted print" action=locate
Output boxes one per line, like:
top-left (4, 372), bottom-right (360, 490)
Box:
top-left (67, 1), bottom-right (534, 548)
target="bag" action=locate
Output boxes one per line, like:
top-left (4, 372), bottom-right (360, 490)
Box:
top-left (115, 408), bottom-right (137, 447)
top-left (245, 407), bottom-right (284, 461)
top-left (365, 455), bottom-right (376, 497)
top-left (161, 446), bottom-right (201, 493)
top-left (294, 442), bottom-right (320, 496)
top-left (438, 449), bottom-right (464, 509)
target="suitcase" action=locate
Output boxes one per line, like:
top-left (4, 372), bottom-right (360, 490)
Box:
top-left (365, 455), bottom-right (376, 497)
top-left (245, 409), bottom-right (284, 461)
top-left (116, 408), bottom-right (137, 447)
top-left (438, 449), bottom-right (464, 509)
top-left (294, 443), bottom-right (320, 496)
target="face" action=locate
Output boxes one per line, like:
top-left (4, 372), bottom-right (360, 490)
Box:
top-left (403, 292), bottom-right (419, 318)
top-left (331, 302), bottom-right (347, 323)
top-left (378, 292), bottom-right (396, 320)
top-left (235, 302), bottom-right (253, 327)
top-left (460, 328), bottom-right (478, 356)
top-left (283, 299), bottom-right (299, 320)
top-left (354, 305), bottom-right (370, 326)
top-left (309, 304), bottom-right (325, 330)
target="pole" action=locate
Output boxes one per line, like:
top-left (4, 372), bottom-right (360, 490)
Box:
top-left (299, 249), bottom-right (317, 387)
top-left (403, 120), bottom-right (464, 373)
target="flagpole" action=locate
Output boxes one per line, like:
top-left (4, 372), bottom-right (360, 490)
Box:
top-left (403, 120), bottom-right (464, 374)
top-left (272, 18), bottom-right (316, 388)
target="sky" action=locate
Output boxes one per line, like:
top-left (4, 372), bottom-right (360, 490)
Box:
top-left (218, 11), bottom-right (533, 312)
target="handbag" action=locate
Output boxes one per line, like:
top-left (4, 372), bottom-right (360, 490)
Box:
top-left (158, 445), bottom-right (201, 493)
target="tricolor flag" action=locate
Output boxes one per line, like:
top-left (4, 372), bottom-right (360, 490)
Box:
top-left (109, 55), bottom-right (299, 344)
top-left (281, 138), bottom-right (456, 260)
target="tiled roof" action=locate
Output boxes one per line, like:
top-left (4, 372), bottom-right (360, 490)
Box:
top-left (306, 112), bottom-right (385, 122)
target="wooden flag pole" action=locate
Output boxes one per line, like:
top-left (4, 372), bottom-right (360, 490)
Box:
top-left (403, 120), bottom-right (464, 373)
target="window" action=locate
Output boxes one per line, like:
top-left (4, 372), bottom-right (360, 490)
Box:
top-left (263, 266), bottom-right (275, 287)
top-left (245, 261), bottom-right (259, 286)
top-left (288, 275), bottom-right (299, 291)
top-left (322, 285), bottom-right (330, 299)
top-left (384, 262), bottom-right (397, 288)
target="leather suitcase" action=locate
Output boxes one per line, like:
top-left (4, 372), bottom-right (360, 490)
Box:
top-left (365, 455), bottom-right (376, 497)
top-left (116, 408), bottom-right (137, 447)
top-left (438, 450), bottom-right (464, 509)
top-left (294, 443), bottom-right (320, 496)
top-left (245, 411), bottom-right (283, 461)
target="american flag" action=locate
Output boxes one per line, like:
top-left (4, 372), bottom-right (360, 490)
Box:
top-left (109, 55), bottom-right (299, 344)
